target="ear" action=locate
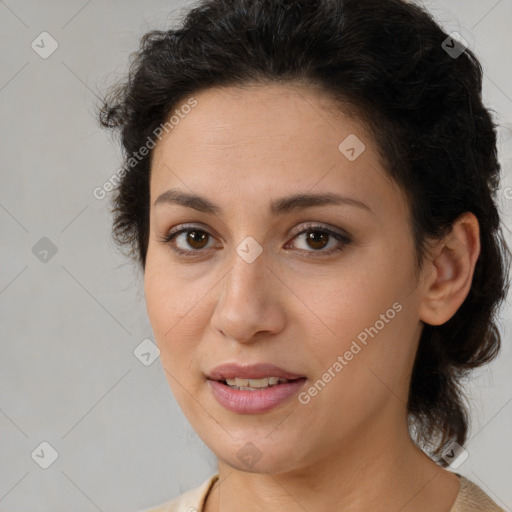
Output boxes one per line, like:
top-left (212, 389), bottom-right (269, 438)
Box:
top-left (418, 212), bottom-right (481, 326)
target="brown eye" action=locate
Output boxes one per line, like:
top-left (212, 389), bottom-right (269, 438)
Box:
top-left (304, 230), bottom-right (330, 250)
top-left (288, 224), bottom-right (351, 257)
top-left (185, 230), bottom-right (209, 250)
top-left (160, 226), bottom-right (217, 256)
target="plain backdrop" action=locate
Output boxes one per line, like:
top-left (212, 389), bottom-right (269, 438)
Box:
top-left (1, 1), bottom-right (511, 511)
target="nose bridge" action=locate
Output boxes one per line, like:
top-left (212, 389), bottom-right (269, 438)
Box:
top-left (211, 238), bottom-right (285, 341)
top-left (224, 239), bottom-right (269, 305)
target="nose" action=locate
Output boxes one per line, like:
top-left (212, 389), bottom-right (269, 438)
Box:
top-left (210, 246), bottom-right (287, 344)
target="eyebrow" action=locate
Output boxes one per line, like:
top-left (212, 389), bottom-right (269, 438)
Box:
top-left (154, 189), bottom-right (373, 216)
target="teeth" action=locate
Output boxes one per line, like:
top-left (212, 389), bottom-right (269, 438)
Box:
top-left (224, 376), bottom-right (288, 389)
top-left (226, 378), bottom-right (249, 387)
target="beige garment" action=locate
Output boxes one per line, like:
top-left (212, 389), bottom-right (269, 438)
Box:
top-left (140, 473), bottom-right (505, 512)
top-left (449, 476), bottom-right (504, 512)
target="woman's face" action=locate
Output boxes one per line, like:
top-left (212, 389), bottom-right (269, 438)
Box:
top-left (145, 83), bottom-right (428, 473)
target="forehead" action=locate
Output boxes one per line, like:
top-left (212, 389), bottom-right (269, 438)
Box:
top-left (154, 83), bottom-right (366, 153)
top-left (149, 83), bottom-right (405, 219)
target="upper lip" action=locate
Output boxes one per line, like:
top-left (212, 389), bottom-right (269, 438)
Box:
top-left (207, 363), bottom-right (305, 381)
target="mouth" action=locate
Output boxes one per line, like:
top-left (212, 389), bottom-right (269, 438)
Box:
top-left (206, 363), bottom-right (307, 414)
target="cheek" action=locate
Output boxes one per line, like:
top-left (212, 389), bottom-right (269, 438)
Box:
top-left (144, 268), bottom-right (172, 337)
top-left (144, 260), bottom-right (198, 333)
top-left (144, 269), bottom-right (200, 413)
top-left (309, 257), bottom-right (415, 392)
top-left (316, 269), bottom-right (398, 341)
top-left (143, 264), bottom-right (210, 378)
top-left (144, 267), bottom-right (190, 364)
top-left (299, 305), bottom-right (414, 440)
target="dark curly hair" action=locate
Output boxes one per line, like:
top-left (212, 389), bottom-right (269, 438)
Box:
top-left (98, 0), bottom-right (510, 465)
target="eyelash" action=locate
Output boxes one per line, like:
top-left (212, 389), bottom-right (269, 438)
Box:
top-left (157, 223), bottom-right (352, 259)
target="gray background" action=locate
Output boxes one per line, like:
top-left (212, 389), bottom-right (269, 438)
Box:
top-left (1, 1), bottom-right (511, 511)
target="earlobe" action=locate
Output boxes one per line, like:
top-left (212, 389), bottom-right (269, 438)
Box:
top-left (419, 213), bottom-right (481, 326)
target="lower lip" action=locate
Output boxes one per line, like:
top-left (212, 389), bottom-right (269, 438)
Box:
top-left (208, 378), bottom-right (307, 414)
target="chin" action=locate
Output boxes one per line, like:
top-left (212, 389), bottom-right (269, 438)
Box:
top-left (207, 433), bottom-right (307, 475)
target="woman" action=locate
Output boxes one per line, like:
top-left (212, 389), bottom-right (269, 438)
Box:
top-left (98, 0), bottom-right (510, 510)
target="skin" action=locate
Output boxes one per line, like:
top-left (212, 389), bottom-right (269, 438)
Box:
top-left (144, 83), bottom-right (480, 512)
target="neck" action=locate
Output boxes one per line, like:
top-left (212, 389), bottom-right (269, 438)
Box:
top-left (204, 413), bottom-right (460, 512)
